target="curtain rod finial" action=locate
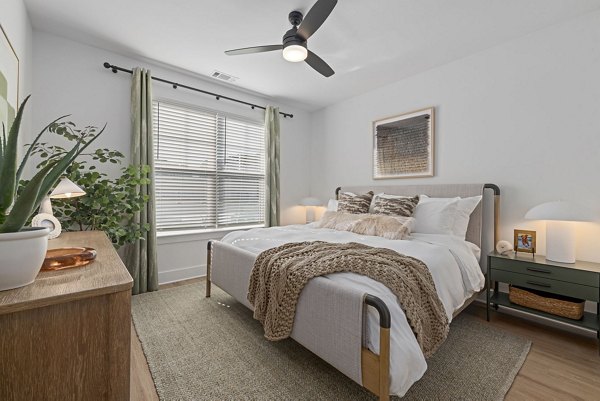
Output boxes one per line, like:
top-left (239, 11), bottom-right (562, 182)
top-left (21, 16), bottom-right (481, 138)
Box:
top-left (103, 62), bottom-right (111, 69)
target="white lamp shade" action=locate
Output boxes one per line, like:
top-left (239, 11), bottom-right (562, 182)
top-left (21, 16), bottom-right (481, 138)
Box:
top-left (524, 201), bottom-right (593, 222)
top-left (50, 177), bottom-right (86, 199)
top-left (300, 197), bottom-right (321, 207)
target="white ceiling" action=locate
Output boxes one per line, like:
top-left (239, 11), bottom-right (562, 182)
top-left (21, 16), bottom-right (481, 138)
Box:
top-left (24, 0), bottom-right (600, 111)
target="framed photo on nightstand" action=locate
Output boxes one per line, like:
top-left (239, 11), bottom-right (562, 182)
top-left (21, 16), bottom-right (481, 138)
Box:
top-left (514, 229), bottom-right (536, 255)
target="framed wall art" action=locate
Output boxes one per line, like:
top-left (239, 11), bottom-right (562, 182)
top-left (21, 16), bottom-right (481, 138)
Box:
top-left (373, 107), bottom-right (434, 179)
top-left (0, 23), bottom-right (19, 133)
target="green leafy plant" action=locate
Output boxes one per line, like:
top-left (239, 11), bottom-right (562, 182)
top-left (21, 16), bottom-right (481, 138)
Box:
top-left (53, 162), bottom-right (151, 248)
top-left (28, 137), bottom-right (151, 248)
top-left (0, 96), bottom-right (103, 233)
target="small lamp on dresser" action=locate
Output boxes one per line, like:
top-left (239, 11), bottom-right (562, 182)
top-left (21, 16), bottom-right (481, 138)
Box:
top-left (300, 197), bottom-right (321, 223)
top-left (525, 201), bottom-right (593, 263)
top-left (34, 177), bottom-right (86, 239)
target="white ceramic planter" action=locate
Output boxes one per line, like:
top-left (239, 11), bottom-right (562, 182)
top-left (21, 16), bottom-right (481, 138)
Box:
top-left (0, 227), bottom-right (50, 291)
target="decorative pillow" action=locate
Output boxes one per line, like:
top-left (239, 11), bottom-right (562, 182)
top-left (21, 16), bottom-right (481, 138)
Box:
top-left (350, 215), bottom-right (414, 240)
top-left (337, 191), bottom-right (374, 214)
top-left (317, 211), bottom-right (361, 231)
top-left (372, 195), bottom-right (419, 217)
top-left (317, 211), bottom-right (414, 240)
top-left (419, 195), bottom-right (482, 239)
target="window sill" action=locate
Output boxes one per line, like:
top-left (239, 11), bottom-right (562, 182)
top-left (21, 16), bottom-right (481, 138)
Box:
top-left (157, 224), bottom-right (265, 239)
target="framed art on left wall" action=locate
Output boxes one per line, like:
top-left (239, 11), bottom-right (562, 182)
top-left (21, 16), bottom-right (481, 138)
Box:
top-left (0, 24), bottom-right (19, 132)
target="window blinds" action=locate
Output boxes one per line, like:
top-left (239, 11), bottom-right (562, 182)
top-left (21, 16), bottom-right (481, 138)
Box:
top-left (153, 100), bottom-right (265, 232)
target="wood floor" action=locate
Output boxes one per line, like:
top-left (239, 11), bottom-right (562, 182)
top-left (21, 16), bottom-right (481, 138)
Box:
top-left (130, 279), bottom-right (600, 401)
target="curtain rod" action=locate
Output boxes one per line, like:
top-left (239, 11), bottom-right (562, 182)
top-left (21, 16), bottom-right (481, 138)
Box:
top-left (102, 62), bottom-right (294, 118)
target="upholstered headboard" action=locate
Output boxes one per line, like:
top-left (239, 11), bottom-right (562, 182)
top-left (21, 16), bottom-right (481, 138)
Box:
top-left (336, 184), bottom-right (500, 272)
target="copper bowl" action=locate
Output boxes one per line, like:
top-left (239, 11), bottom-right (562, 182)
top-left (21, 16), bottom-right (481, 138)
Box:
top-left (41, 247), bottom-right (97, 271)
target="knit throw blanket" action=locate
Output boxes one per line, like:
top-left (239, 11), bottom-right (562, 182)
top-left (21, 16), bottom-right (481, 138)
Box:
top-left (247, 241), bottom-right (449, 358)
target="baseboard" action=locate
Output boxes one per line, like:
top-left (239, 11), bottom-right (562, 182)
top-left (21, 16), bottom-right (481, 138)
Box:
top-left (158, 264), bottom-right (206, 285)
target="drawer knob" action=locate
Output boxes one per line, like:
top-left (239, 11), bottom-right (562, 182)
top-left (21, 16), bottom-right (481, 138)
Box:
top-left (526, 280), bottom-right (551, 288)
top-left (526, 267), bottom-right (551, 274)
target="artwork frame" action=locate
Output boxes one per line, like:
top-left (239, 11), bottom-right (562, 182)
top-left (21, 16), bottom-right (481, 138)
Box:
top-left (0, 23), bottom-right (20, 133)
top-left (373, 107), bottom-right (434, 179)
top-left (514, 229), bottom-right (536, 255)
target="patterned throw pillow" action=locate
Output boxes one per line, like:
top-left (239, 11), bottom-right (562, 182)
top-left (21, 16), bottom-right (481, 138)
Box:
top-left (337, 191), bottom-right (374, 214)
top-left (372, 195), bottom-right (420, 217)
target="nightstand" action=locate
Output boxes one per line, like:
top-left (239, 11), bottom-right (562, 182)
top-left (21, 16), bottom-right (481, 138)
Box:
top-left (487, 252), bottom-right (600, 347)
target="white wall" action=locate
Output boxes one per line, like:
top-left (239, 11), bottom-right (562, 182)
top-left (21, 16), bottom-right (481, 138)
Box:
top-left (310, 10), bottom-right (600, 262)
top-left (32, 31), bottom-right (311, 283)
top-left (29, 7), bottom-right (600, 286)
top-left (2, 0), bottom-right (33, 149)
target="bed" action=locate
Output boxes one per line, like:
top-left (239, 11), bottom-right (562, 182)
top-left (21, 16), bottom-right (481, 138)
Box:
top-left (206, 183), bottom-right (500, 400)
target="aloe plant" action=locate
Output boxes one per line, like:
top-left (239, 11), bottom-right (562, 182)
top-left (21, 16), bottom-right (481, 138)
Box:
top-left (0, 96), bottom-right (103, 233)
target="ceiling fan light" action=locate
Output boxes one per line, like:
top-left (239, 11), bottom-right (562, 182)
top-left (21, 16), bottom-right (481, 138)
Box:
top-left (282, 45), bottom-right (307, 62)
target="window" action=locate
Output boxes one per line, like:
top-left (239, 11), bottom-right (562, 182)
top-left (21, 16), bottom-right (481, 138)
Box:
top-left (153, 100), bottom-right (265, 233)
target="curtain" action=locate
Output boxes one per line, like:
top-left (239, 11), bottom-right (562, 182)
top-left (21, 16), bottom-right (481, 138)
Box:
top-left (264, 106), bottom-right (280, 227)
top-left (125, 67), bottom-right (158, 294)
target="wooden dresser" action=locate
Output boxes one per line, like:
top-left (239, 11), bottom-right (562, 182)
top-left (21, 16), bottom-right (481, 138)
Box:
top-left (0, 231), bottom-right (133, 401)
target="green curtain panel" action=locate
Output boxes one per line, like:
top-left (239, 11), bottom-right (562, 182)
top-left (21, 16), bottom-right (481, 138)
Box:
top-left (265, 106), bottom-right (280, 227)
top-left (126, 67), bottom-right (159, 294)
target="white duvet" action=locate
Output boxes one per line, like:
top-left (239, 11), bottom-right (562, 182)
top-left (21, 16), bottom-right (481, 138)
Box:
top-left (221, 224), bottom-right (485, 396)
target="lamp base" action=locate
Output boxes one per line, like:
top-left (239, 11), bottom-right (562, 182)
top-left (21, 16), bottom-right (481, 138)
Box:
top-left (305, 206), bottom-right (316, 223)
top-left (545, 221), bottom-right (576, 263)
top-left (39, 196), bottom-right (53, 215)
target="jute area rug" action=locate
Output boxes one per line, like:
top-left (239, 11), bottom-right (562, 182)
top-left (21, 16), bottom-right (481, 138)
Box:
top-left (132, 283), bottom-right (530, 400)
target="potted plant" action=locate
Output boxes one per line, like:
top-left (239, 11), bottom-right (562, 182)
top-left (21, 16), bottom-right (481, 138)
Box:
top-left (0, 96), bottom-right (102, 291)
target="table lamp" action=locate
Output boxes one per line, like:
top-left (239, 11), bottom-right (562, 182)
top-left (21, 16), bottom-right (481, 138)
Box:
top-left (525, 201), bottom-right (593, 263)
top-left (35, 177), bottom-right (86, 239)
top-left (300, 197), bottom-right (321, 223)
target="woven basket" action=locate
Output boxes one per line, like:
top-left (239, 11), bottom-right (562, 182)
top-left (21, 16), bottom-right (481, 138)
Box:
top-left (509, 285), bottom-right (585, 320)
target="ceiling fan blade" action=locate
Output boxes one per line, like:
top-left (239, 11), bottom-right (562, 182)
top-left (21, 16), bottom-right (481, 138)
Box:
top-left (305, 50), bottom-right (334, 77)
top-left (225, 45), bottom-right (283, 56)
top-left (297, 0), bottom-right (337, 41)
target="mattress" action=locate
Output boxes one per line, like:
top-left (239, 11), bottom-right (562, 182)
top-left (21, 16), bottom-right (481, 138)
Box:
top-left (221, 224), bottom-right (485, 396)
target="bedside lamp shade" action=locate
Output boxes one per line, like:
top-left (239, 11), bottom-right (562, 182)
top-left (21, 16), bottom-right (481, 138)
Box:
top-left (525, 201), bottom-right (593, 263)
top-left (300, 197), bottom-right (321, 207)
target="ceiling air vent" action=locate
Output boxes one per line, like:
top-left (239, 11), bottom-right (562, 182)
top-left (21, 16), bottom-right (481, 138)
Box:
top-left (211, 71), bottom-right (238, 83)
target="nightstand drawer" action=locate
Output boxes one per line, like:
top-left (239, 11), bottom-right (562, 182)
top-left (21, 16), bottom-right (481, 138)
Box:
top-left (491, 269), bottom-right (599, 302)
top-left (490, 258), bottom-right (599, 288)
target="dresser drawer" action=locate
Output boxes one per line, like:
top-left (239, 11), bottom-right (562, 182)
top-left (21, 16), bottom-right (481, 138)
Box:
top-left (490, 258), bottom-right (599, 288)
top-left (491, 269), bottom-right (599, 302)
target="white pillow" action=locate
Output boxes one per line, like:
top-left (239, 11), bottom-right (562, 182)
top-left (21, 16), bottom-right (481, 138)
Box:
top-left (327, 198), bottom-right (338, 211)
top-left (412, 197), bottom-right (459, 235)
top-left (419, 195), bottom-right (482, 239)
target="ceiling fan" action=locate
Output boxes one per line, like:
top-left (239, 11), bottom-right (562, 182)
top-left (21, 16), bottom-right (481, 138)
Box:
top-left (224, 0), bottom-right (337, 77)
